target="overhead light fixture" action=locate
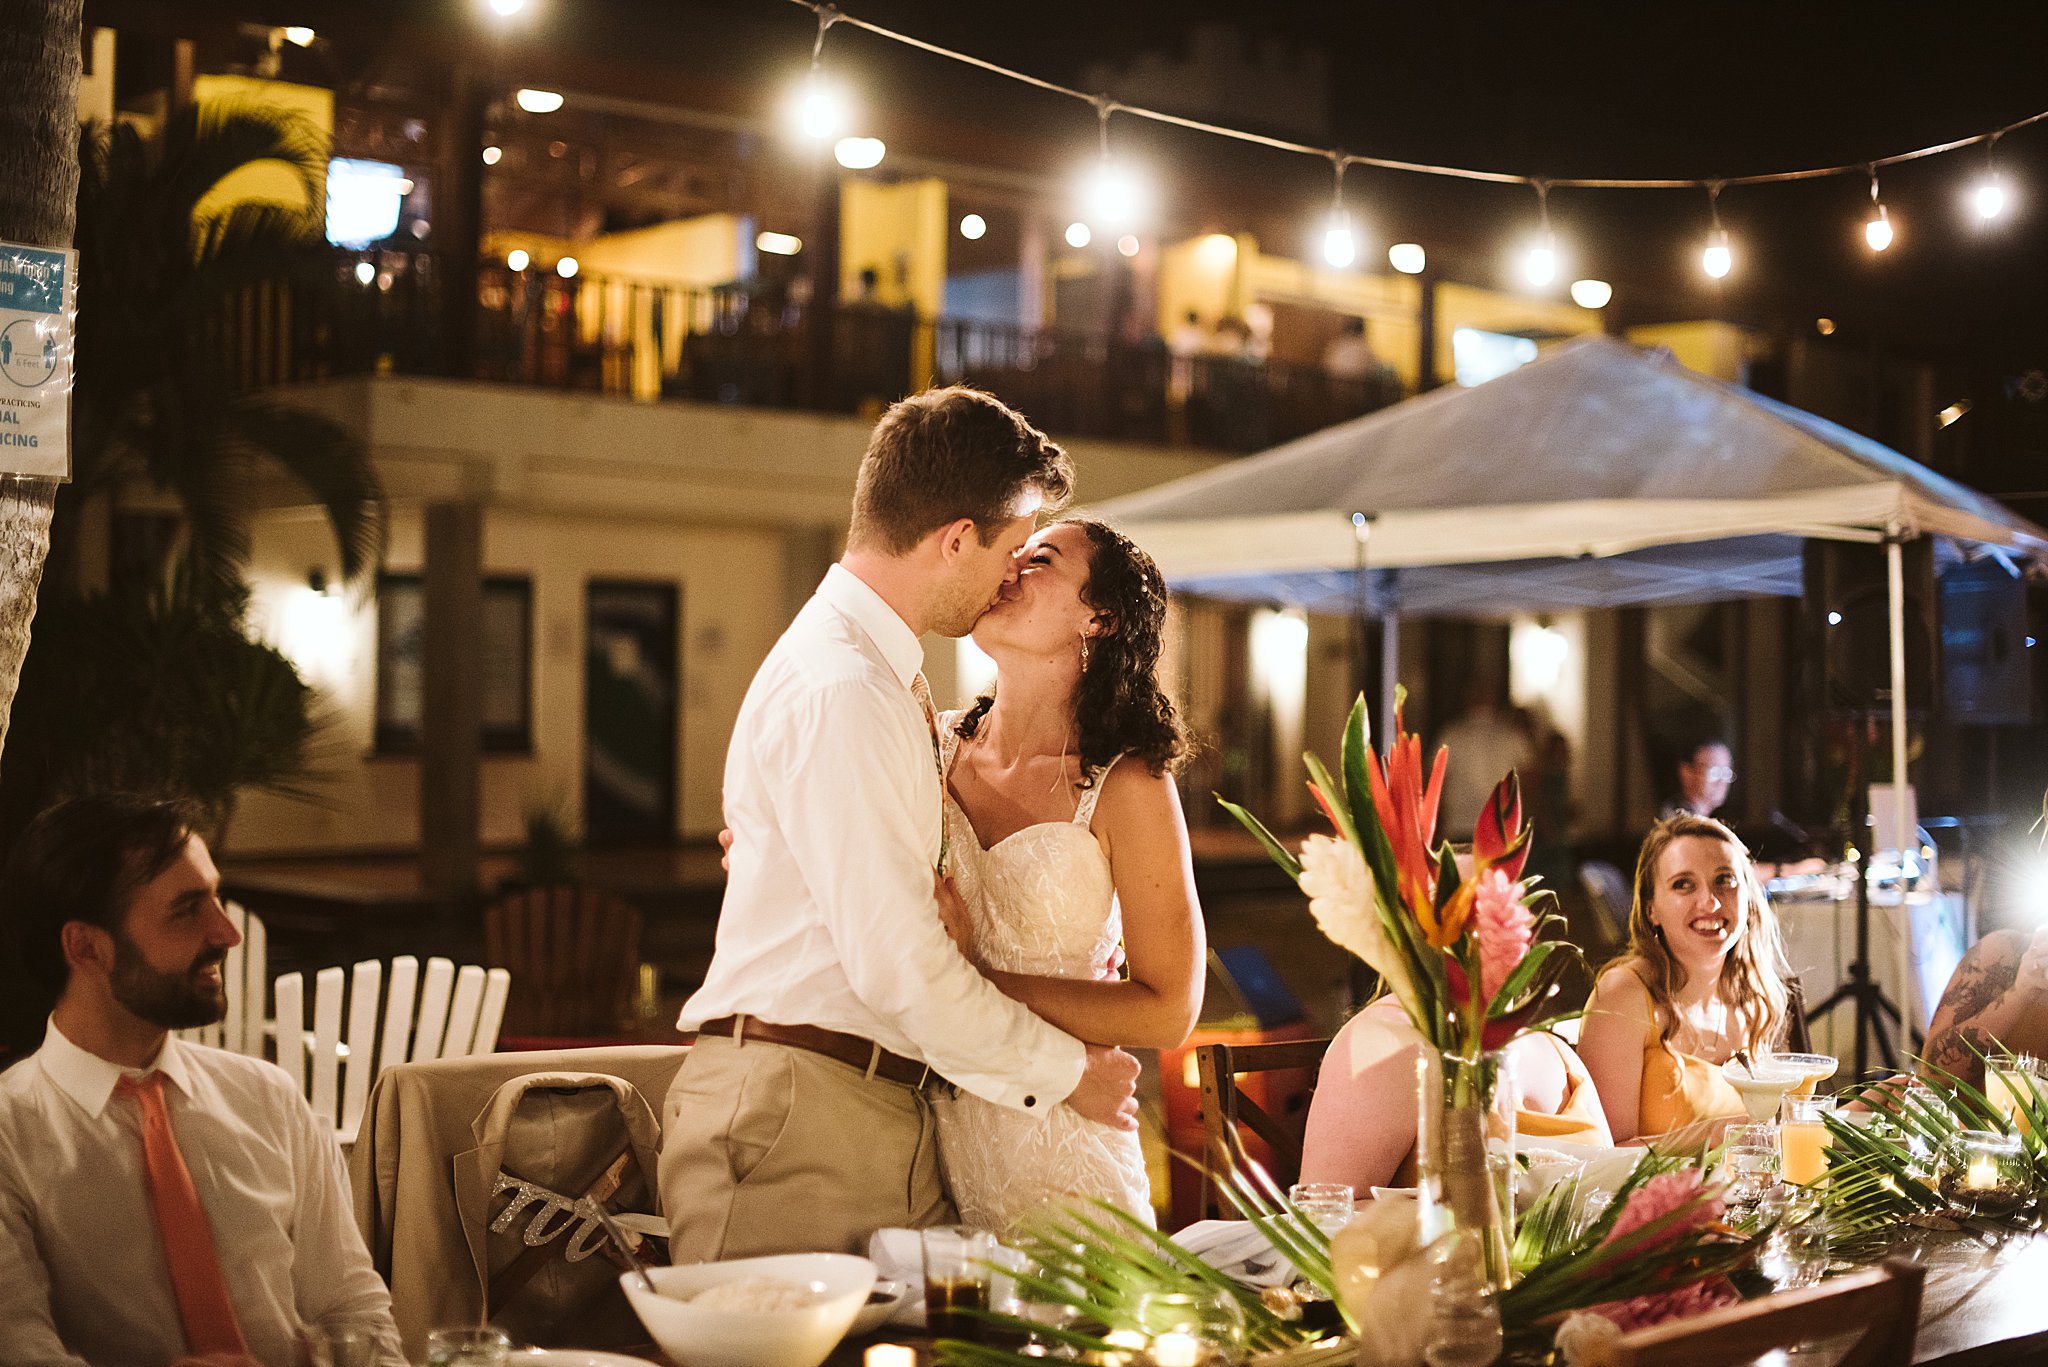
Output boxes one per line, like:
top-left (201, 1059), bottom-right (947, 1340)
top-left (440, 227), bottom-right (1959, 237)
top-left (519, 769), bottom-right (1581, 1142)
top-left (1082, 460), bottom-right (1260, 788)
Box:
top-left (959, 213), bottom-right (986, 241)
top-left (515, 88), bottom-right (564, 114)
top-left (1319, 155), bottom-right (1356, 269)
top-left (833, 136), bottom-right (885, 170)
top-left (555, 255), bottom-right (579, 279)
top-left (354, 261), bottom-right (375, 285)
top-left (1524, 240), bottom-right (1558, 287)
top-left (506, 248), bottom-right (530, 271)
top-left (282, 26), bottom-right (315, 46)
top-left (791, 7), bottom-right (847, 142)
top-left (1387, 242), bottom-right (1426, 274)
top-left (487, 0), bottom-right (529, 15)
top-left (1974, 176), bottom-right (2007, 222)
top-left (1568, 278), bottom-right (1612, 309)
top-left (1065, 221), bottom-right (1092, 249)
top-left (756, 231), bottom-right (802, 256)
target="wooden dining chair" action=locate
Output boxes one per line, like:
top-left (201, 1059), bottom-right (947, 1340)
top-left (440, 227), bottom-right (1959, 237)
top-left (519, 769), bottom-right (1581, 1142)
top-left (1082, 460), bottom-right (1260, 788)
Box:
top-left (175, 900), bottom-right (269, 1056)
top-left (484, 885), bottom-right (644, 1038)
top-left (273, 955), bottom-right (512, 1146)
top-left (1576, 1258), bottom-right (1926, 1367)
top-left (1195, 1036), bottom-right (1331, 1213)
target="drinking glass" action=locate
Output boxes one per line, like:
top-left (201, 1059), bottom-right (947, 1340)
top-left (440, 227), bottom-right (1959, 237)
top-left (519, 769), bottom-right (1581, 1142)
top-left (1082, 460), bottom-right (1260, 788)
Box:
top-left (921, 1225), bottom-right (998, 1340)
top-left (1758, 1216), bottom-right (1829, 1290)
top-left (423, 1327), bottom-right (511, 1367)
top-left (1722, 1122), bottom-right (1779, 1205)
top-left (1288, 1182), bottom-right (1356, 1234)
top-left (1778, 1094), bottom-right (1837, 1187)
top-left (304, 1326), bottom-right (376, 1367)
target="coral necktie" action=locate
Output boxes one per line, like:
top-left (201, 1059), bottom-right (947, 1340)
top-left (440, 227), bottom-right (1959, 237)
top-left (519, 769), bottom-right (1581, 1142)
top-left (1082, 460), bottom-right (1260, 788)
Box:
top-left (116, 1072), bottom-right (248, 1356)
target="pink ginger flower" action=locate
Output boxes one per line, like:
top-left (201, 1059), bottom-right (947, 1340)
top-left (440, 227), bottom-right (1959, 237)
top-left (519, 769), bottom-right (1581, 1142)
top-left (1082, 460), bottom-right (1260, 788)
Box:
top-left (1588, 1276), bottom-right (1742, 1333)
top-left (1602, 1170), bottom-right (1725, 1253)
top-left (1472, 867), bottom-right (1534, 1001)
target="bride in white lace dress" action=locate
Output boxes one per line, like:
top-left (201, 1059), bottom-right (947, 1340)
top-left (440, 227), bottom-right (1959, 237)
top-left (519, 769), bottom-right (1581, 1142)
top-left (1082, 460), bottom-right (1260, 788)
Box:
top-left (932, 518), bottom-right (1205, 1233)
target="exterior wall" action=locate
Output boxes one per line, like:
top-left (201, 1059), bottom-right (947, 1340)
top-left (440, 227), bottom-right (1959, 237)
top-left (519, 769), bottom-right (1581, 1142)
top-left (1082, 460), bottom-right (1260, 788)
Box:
top-left (1433, 281), bottom-right (1603, 381)
top-left (225, 377), bottom-right (1226, 855)
top-left (1626, 320), bottom-right (1753, 383)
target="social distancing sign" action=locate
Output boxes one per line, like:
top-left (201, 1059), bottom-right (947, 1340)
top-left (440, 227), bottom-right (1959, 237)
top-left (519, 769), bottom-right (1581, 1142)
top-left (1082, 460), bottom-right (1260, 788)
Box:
top-left (0, 241), bottom-right (75, 480)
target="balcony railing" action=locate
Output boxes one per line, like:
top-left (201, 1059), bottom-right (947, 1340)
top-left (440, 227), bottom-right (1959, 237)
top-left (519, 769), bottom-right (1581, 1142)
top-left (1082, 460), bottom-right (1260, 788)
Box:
top-left (234, 251), bottom-right (1406, 453)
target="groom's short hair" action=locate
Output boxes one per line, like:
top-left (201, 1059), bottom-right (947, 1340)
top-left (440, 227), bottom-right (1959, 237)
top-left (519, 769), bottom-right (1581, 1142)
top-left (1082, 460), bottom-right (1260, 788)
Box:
top-left (849, 387), bottom-right (1072, 554)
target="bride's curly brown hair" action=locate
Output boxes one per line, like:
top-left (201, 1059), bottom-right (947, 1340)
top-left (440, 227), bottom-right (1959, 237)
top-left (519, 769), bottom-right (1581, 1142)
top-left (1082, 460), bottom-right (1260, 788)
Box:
top-left (954, 518), bottom-right (1190, 782)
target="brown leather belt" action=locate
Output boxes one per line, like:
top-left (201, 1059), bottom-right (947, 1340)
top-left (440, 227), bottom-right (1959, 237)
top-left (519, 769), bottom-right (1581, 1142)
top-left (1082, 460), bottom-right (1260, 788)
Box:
top-left (695, 1015), bottom-right (934, 1088)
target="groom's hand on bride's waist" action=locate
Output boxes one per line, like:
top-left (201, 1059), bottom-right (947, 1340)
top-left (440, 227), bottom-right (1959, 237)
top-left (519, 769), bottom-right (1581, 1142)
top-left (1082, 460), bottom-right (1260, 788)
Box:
top-left (1065, 1045), bottom-right (1142, 1131)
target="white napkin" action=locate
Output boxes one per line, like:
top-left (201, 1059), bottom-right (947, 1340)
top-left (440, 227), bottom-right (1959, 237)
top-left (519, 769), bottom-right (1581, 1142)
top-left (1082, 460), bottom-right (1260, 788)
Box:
top-left (867, 1229), bottom-right (928, 1327)
top-left (1167, 1219), bottom-right (1300, 1288)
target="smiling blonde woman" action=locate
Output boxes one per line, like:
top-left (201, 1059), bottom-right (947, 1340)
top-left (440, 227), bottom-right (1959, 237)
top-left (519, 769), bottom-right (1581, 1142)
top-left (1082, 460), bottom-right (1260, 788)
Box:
top-left (1578, 813), bottom-right (1792, 1144)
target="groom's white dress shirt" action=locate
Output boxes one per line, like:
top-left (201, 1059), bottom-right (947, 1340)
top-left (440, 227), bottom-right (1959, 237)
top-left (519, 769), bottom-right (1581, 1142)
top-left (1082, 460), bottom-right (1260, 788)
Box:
top-left (681, 564), bottom-right (1086, 1112)
top-left (0, 1019), bottom-right (406, 1367)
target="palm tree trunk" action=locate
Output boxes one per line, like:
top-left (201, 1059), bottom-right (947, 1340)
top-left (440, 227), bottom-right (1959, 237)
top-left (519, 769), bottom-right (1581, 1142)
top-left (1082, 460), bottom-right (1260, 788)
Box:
top-left (0, 0), bottom-right (79, 759)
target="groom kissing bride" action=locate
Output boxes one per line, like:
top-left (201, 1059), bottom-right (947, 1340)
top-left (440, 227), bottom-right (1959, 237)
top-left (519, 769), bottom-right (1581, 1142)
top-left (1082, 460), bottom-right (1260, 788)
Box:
top-left (662, 385), bottom-right (1205, 1257)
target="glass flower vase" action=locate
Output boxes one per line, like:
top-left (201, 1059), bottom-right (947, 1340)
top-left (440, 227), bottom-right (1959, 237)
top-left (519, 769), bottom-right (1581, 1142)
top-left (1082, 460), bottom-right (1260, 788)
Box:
top-left (1415, 1044), bottom-right (1517, 1292)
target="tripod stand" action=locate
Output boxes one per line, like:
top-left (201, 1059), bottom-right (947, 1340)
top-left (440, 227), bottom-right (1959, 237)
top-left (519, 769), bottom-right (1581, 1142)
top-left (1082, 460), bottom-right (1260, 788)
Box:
top-left (1808, 741), bottom-right (1908, 1075)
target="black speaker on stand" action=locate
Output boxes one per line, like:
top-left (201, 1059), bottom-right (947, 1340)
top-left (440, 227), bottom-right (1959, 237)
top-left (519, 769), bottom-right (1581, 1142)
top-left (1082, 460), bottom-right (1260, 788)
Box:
top-left (1802, 539), bottom-right (1933, 1074)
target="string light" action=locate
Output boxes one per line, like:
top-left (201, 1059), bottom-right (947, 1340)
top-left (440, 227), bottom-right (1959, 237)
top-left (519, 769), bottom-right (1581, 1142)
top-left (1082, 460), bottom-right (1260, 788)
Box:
top-left (781, 1), bottom-right (2048, 287)
top-left (514, 88), bottom-right (563, 114)
top-left (1080, 99), bottom-right (1146, 227)
top-left (1321, 155), bottom-right (1357, 268)
top-left (1569, 279), bottom-right (1612, 308)
top-left (556, 255), bottom-right (579, 278)
top-left (506, 248), bottom-right (529, 271)
top-left (1523, 181), bottom-right (1557, 287)
top-left (959, 213), bottom-right (986, 240)
top-left (792, 5), bottom-right (847, 141)
top-left (1865, 168), bottom-right (1895, 251)
top-left (1701, 181), bottom-right (1733, 279)
top-left (1974, 134), bottom-right (2007, 221)
top-left (481, 145), bottom-right (503, 166)
top-left (1117, 234), bottom-right (1141, 257)
top-left (1065, 222), bottom-right (1092, 248)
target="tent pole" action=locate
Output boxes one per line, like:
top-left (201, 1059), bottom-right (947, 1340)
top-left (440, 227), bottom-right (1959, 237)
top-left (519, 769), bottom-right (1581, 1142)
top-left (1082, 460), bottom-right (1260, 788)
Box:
top-left (1886, 532), bottom-right (1911, 864)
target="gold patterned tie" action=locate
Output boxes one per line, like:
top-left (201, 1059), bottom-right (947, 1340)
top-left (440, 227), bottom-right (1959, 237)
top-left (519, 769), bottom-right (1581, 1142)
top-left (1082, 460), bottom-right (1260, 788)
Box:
top-left (910, 671), bottom-right (949, 874)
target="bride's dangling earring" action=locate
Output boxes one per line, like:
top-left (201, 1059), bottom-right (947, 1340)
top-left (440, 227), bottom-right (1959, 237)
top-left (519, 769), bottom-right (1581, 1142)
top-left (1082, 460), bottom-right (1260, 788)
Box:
top-left (1079, 632), bottom-right (1091, 675)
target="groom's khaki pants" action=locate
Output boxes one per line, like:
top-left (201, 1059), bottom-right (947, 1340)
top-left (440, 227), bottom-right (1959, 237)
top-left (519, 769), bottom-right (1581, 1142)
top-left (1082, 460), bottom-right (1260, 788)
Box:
top-left (659, 1031), bottom-right (955, 1262)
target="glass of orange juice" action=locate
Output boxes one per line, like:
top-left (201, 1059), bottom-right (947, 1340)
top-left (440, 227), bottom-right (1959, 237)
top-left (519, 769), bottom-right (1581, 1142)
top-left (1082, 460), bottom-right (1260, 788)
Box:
top-left (1778, 1094), bottom-right (1837, 1187)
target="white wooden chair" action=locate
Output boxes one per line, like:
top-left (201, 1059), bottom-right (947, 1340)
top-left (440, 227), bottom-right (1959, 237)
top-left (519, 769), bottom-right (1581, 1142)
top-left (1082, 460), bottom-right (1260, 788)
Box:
top-left (176, 900), bottom-right (270, 1056)
top-left (272, 955), bottom-right (511, 1146)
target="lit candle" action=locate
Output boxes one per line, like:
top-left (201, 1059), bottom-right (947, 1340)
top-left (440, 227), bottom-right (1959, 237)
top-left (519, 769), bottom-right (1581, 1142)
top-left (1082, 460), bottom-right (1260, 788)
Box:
top-left (1151, 1332), bottom-right (1202, 1367)
top-left (1965, 1154), bottom-right (2000, 1191)
top-left (865, 1346), bottom-right (916, 1367)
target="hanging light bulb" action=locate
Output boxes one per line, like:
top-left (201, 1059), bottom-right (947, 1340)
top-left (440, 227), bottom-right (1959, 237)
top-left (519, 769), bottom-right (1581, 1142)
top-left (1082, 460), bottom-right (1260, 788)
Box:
top-left (1699, 182), bottom-right (1732, 279)
top-left (1065, 222), bottom-right (1092, 249)
top-left (1702, 230), bottom-right (1733, 279)
top-left (1569, 279), bottom-right (1612, 309)
top-left (1323, 213), bottom-right (1356, 269)
top-left (1864, 169), bottom-right (1894, 251)
top-left (1523, 180), bottom-right (1558, 287)
top-left (790, 8), bottom-right (847, 142)
top-left (1975, 177), bottom-right (2008, 221)
top-left (1080, 100), bottom-right (1145, 227)
top-left (833, 136), bottom-right (885, 170)
top-left (1319, 154), bottom-right (1357, 269)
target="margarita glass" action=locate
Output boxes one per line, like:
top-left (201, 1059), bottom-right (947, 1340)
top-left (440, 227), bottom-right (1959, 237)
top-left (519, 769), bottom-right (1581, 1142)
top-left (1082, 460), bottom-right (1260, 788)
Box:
top-left (1721, 1055), bottom-right (1809, 1123)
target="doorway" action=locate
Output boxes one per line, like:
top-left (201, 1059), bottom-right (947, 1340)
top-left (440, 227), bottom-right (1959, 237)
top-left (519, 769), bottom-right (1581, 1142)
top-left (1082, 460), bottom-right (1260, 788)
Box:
top-left (583, 581), bottom-right (680, 844)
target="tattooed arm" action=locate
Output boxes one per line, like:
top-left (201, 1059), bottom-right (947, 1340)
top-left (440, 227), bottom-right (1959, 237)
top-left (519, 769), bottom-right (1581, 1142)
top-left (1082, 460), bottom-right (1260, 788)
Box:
top-left (1919, 928), bottom-right (2048, 1088)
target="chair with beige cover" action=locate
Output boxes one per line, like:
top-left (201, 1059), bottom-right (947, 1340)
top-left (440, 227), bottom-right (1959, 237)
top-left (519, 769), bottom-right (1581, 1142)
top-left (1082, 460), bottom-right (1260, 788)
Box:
top-left (1575, 1258), bottom-right (1925, 1367)
top-left (348, 1045), bottom-right (689, 1359)
top-left (272, 955), bottom-right (511, 1147)
top-left (175, 900), bottom-right (269, 1055)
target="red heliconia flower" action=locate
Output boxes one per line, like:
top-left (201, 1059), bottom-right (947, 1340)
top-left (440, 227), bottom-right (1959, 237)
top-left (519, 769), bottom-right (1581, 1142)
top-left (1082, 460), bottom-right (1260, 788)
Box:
top-left (1473, 772), bottom-right (1531, 883)
top-left (1308, 781), bottom-right (1343, 833)
top-left (1363, 702), bottom-right (1446, 918)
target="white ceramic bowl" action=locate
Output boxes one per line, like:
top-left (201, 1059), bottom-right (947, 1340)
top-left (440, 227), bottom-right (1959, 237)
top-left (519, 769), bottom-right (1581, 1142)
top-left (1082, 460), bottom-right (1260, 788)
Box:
top-left (621, 1253), bottom-right (876, 1367)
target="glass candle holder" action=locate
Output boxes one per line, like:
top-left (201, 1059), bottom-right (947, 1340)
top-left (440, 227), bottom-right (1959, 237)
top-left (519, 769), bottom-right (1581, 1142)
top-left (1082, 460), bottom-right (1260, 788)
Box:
top-left (1937, 1129), bottom-right (2030, 1219)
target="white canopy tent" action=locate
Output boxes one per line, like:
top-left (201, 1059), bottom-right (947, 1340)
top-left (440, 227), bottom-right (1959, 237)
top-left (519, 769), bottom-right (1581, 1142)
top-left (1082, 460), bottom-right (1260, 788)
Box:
top-left (1096, 334), bottom-right (2048, 856)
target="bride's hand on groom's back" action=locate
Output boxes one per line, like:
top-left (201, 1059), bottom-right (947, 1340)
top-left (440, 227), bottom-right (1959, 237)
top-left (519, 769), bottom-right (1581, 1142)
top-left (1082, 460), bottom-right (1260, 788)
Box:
top-left (1066, 1045), bottom-right (1142, 1131)
top-left (935, 873), bottom-right (976, 957)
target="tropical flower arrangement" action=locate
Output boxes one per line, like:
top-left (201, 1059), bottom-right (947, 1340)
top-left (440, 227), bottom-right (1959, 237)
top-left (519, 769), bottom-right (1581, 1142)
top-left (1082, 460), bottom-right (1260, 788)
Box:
top-left (1218, 694), bottom-right (1577, 1078)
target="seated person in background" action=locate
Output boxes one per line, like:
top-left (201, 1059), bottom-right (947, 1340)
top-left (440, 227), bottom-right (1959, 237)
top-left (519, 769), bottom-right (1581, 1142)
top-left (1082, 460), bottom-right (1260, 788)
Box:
top-left (1919, 926), bottom-right (2048, 1089)
top-left (1299, 997), bottom-right (1611, 1194)
top-left (0, 795), bottom-right (405, 1367)
top-left (1579, 813), bottom-right (1794, 1145)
